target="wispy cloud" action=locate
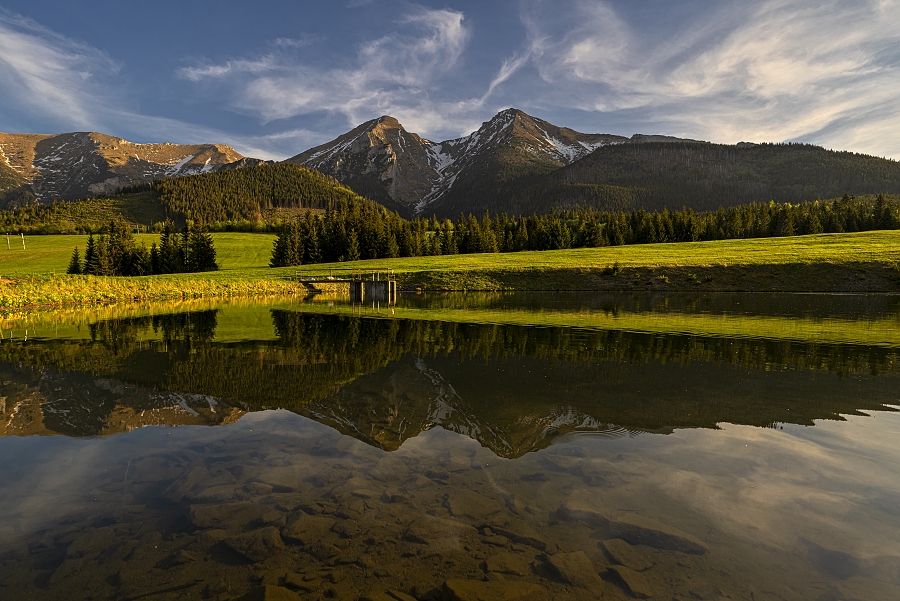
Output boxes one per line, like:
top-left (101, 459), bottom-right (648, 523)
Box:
top-left (0, 10), bottom-right (122, 130)
top-left (178, 6), bottom-right (480, 138)
top-left (519, 0), bottom-right (900, 157)
top-left (0, 9), bottom-right (309, 159)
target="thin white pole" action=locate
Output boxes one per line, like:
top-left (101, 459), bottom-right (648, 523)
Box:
top-left (21, 233), bottom-right (25, 250)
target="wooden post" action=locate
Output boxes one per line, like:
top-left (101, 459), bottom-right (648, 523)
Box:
top-left (21, 233), bottom-right (25, 250)
top-left (5, 233), bottom-right (9, 250)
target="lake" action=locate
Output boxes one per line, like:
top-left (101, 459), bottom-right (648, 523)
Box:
top-left (1, 292), bottom-right (899, 600)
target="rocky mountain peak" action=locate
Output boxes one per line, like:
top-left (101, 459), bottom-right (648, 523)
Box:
top-left (0, 131), bottom-right (247, 207)
top-left (287, 108), bottom-right (634, 216)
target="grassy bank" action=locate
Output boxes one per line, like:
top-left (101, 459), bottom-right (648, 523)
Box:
top-left (1, 231), bottom-right (899, 309)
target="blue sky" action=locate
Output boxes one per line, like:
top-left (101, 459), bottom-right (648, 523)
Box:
top-left (1, 0), bottom-right (898, 160)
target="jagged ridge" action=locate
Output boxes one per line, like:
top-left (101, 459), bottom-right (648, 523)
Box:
top-left (0, 131), bottom-right (247, 208)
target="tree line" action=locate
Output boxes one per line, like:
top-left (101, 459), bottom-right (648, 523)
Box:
top-left (270, 193), bottom-right (900, 266)
top-left (67, 220), bottom-right (218, 276)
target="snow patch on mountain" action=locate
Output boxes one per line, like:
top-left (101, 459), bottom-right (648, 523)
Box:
top-left (167, 154), bottom-right (196, 175)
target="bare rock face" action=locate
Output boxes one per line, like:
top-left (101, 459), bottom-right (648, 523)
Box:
top-left (0, 131), bottom-right (246, 206)
top-left (286, 109), bottom-right (627, 218)
top-left (610, 514), bottom-right (709, 555)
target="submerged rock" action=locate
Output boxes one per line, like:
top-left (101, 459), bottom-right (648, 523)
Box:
top-left (240, 585), bottom-right (302, 601)
top-left (447, 490), bottom-right (504, 522)
top-left (610, 514), bottom-right (709, 555)
top-left (602, 539), bottom-right (653, 571)
top-left (162, 466), bottom-right (209, 502)
top-left (556, 500), bottom-right (611, 529)
top-left (484, 551), bottom-right (531, 576)
top-left (442, 579), bottom-right (550, 601)
top-left (65, 527), bottom-right (115, 558)
top-left (608, 565), bottom-right (653, 598)
top-left (404, 517), bottom-right (476, 544)
top-left (490, 523), bottom-right (547, 551)
top-left (547, 551), bottom-right (605, 590)
top-left (223, 527), bottom-right (285, 563)
top-left (189, 502), bottom-right (278, 530)
top-left (281, 515), bottom-right (337, 546)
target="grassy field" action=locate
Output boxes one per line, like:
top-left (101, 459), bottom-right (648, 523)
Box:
top-left (0, 233), bottom-right (276, 276)
top-left (1, 230), bottom-right (899, 309)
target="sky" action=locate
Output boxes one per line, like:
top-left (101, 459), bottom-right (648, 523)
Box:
top-left (0, 0), bottom-right (898, 160)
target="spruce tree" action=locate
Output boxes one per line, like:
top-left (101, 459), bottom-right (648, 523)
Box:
top-left (188, 220), bottom-right (218, 272)
top-left (83, 234), bottom-right (100, 275)
top-left (67, 247), bottom-right (83, 275)
top-left (347, 230), bottom-right (360, 262)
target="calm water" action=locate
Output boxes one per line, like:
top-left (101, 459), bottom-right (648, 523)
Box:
top-left (1, 293), bottom-right (899, 601)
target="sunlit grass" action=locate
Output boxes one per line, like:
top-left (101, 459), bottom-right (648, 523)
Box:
top-left (1, 230), bottom-right (898, 309)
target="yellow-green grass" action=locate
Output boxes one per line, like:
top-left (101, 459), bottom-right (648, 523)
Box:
top-left (1, 230), bottom-right (899, 309)
top-left (0, 233), bottom-right (276, 276)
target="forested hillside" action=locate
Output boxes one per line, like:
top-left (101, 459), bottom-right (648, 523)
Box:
top-left (153, 163), bottom-right (370, 222)
top-left (0, 164), bottom-right (385, 233)
top-left (511, 142), bottom-right (900, 214)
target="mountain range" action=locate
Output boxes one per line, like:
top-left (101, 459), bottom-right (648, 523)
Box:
top-left (0, 131), bottom-right (255, 208)
top-left (3, 109), bottom-right (900, 216)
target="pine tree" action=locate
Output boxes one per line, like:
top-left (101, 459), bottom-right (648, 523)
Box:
top-left (347, 230), bottom-right (360, 262)
top-left (188, 219), bottom-right (218, 272)
top-left (67, 247), bottom-right (83, 275)
top-left (83, 234), bottom-right (100, 275)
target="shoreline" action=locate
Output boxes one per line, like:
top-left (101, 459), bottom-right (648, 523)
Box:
top-left (1, 261), bottom-right (899, 311)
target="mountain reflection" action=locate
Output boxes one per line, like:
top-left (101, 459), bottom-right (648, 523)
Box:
top-left (0, 308), bottom-right (897, 456)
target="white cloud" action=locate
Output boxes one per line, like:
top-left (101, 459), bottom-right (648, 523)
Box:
top-left (179, 6), bottom-right (481, 138)
top-left (0, 11), bottom-right (122, 129)
top-left (0, 10), bottom-right (308, 160)
top-left (520, 0), bottom-right (900, 157)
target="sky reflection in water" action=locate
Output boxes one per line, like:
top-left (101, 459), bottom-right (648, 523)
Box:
top-left (0, 292), bottom-right (898, 600)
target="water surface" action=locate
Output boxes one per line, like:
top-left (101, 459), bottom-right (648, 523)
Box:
top-left (1, 292), bottom-right (899, 600)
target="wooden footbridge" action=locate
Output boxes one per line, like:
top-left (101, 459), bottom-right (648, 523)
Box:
top-left (295, 268), bottom-right (398, 304)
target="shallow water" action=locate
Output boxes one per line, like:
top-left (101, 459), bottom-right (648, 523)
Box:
top-left (0, 293), bottom-right (899, 600)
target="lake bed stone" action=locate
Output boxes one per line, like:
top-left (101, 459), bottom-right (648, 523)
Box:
top-left (556, 500), bottom-right (611, 528)
top-left (447, 490), bottom-right (504, 522)
top-left (404, 517), bottom-right (476, 545)
top-left (162, 466), bottom-right (209, 502)
top-left (189, 502), bottom-right (274, 530)
top-left (602, 538), bottom-right (653, 571)
top-left (223, 527), bottom-right (285, 563)
top-left (442, 579), bottom-right (550, 601)
top-left (610, 514), bottom-right (709, 555)
top-left (485, 552), bottom-right (531, 576)
top-left (547, 551), bottom-right (605, 590)
top-left (281, 515), bottom-right (336, 546)
top-left (609, 565), bottom-right (653, 598)
top-left (239, 585), bottom-right (301, 601)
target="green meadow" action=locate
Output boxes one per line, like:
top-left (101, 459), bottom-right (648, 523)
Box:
top-left (1, 230), bottom-right (899, 309)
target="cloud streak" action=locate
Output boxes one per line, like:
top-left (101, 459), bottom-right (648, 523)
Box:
top-left (0, 10), bottom-right (312, 159)
top-left (520, 0), bottom-right (900, 156)
top-left (178, 7), bottom-right (486, 138)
